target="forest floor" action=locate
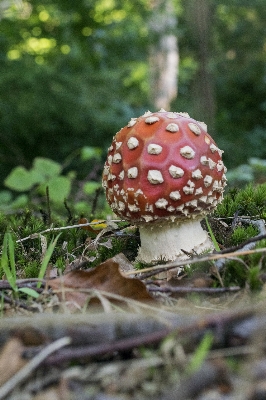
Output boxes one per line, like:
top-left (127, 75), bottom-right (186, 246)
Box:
top-left (1, 215), bottom-right (266, 400)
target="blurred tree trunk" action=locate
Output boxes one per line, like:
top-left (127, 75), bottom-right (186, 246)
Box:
top-left (149, 0), bottom-right (179, 111)
top-left (184, 0), bottom-right (216, 130)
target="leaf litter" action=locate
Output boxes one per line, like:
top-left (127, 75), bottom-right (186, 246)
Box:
top-left (1, 222), bottom-right (266, 399)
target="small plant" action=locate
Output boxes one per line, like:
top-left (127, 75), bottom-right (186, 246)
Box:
top-left (4, 157), bottom-right (72, 204)
top-left (0, 233), bottom-right (39, 298)
top-left (0, 232), bottom-right (61, 297)
top-left (185, 332), bottom-right (213, 374)
top-left (1, 146), bottom-right (105, 215)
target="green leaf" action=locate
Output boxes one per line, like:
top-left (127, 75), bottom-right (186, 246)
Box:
top-left (39, 176), bottom-right (71, 203)
top-left (18, 287), bottom-right (39, 298)
top-left (37, 234), bottom-right (61, 288)
top-left (81, 146), bottom-right (102, 161)
top-left (83, 181), bottom-right (101, 195)
top-left (32, 157), bottom-right (62, 181)
top-left (4, 167), bottom-right (37, 191)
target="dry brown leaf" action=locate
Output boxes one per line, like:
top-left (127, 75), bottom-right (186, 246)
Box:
top-left (48, 258), bottom-right (153, 309)
top-left (0, 337), bottom-right (27, 386)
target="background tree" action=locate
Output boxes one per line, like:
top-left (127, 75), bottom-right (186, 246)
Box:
top-left (148, 0), bottom-right (179, 110)
top-left (0, 0), bottom-right (266, 187)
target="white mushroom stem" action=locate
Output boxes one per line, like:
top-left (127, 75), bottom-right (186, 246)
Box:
top-left (136, 218), bottom-right (214, 263)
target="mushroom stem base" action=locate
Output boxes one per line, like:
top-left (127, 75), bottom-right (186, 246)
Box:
top-left (136, 218), bottom-right (214, 264)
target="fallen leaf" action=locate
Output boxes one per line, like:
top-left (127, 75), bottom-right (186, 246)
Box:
top-left (0, 337), bottom-right (27, 386)
top-left (48, 258), bottom-right (153, 309)
top-left (79, 217), bottom-right (107, 232)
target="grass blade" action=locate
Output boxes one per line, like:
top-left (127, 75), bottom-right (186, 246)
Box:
top-left (7, 233), bottom-right (16, 278)
top-left (205, 217), bottom-right (220, 252)
top-left (19, 287), bottom-right (39, 298)
top-left (37, 234), bottom-right (61, 288)
top-left (1, 233), bottom-right (17, 291)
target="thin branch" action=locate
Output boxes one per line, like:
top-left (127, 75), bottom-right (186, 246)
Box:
top-left (128, 247), bottom-right (266, 279)
top-left (148, 285), bottom-right (240, 294)
top-left (42, 329), bottom-right (170, 366)
top-left (15, 220), bottom-right (122, 243)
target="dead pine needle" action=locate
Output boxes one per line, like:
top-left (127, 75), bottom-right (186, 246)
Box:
top-left (0, 336), bottom-right (71, 400)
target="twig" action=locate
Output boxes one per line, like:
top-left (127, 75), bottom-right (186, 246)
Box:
top-left (42, 329), bottom-right (170, 366)
top-left (0, 293), bottom-right (37, 311)
top-left (127, 247), bottom-right (266, 279)
top-left (148, 286), bottom-right (240, 294)
top-left (0, 278), bottom-right (45, 290)
top-left (16, 219), bottom-right (122, 243)
top-left (0, 336), bottom-right (71, 400)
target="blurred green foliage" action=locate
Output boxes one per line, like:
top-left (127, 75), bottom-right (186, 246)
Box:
top-left (0, 0), bottom-right (266, 187)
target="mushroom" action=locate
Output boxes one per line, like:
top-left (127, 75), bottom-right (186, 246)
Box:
top-left (102, 110), bottom-right (227, 263)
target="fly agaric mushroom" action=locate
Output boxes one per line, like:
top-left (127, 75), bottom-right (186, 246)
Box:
top-left (102, 110), bottom-right (227, 263)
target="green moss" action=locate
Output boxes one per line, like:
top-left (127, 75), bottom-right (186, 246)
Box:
top-left (230, 225), bottom-right (259, 246)
top-left (215, 183), bottom-right (266, 218)
top-left (23, 260), bottom-right (40, 278)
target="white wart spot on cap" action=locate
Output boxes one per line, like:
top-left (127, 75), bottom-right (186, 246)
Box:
top-left (200, 155), bottom-right (209, 166)
top-left (169, 191), bottom-right (181, 201)
top-left (115, 141), bottom-right (122, 150)
top-left (186, 200), bottom-right (198, 208)
top-left (118, 170), bottom-right (124, 180)
top-left (217, 160), bottom-right (224, 172)
top-left (167, 206), bottom-right (175, 212)
top-left (210, 143), bottom-right (218, 153)
top-left (128, 204), bottom-right (140, 212)
top-left (127, 137), bottom-right (139, 149)
top-left (143, 110), bottom-right (152, 117)
top-left (180, 146), bottom-right (195, 159)
top-left (145, 116), bottom-right (160, 124)
top-left (127, 167), bottom-right (138, 179)
top-left (166, 112), bottom-right (177, 119)
top-left (103, 165), bottom-right (110, 176)
top-left (178, 112), bottom-right (190, 118)
top-left (166, 123), bottom-right (179, 133)
top-left (208, 158), bottom-right (217, 170)
top-left (169, 165), bottom-right (184, 178)
top-left (147, 143), bottom-right (163, 155)
top-left (155, 198), bottom-right (168, 209)
top-left (107, 173), bottom-right (116, 181)
top-left (195, 187), bottom-right (203, 195)
top-left (204, 175), bottom-right (213, 187)
top-left (112, 153), bottom-right (122, 163)
top-left (142, 215), bottom-right (154, 222)
top-left (145, 204), bottom-right (153, 212)
top-left (147, 170), bottom-right (164, 184)
top-left (197, 121), bottom-right (207, 131)
top-left (135, 189), bottom-right (143, 196)
top-left (183, 185), bottom-right (194, 195)
top-left (199, 196), bottom-right (208, 204)
top-left (127, 118), bottom-right (137, 128)
top-left (192, 169), bottom-right (203, 180)
top-left (118, 201), bottom-right (125, 211)
top-left (188, 123), bottom-right (201, 136)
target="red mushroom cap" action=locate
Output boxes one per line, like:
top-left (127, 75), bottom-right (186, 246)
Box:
top-left (102, 110), bottom-right (227, 223)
